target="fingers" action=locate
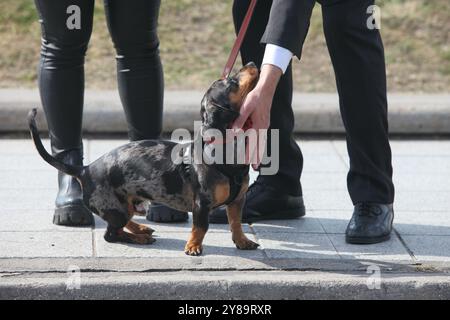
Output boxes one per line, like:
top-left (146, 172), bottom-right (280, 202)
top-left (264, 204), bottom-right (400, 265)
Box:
top-left (232, 95), bottom-right (253, 130)
top-left (255, 129), bottom-right (268, 169)
top-left (250, 127), bottom-right (267, 170)
top-left (232, 113), bottom-right (249, 130)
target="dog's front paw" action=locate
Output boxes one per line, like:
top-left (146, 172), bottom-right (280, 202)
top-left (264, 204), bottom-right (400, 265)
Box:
top-left (184, 242), bottom-right (203, 256)
top-left (234, 237), bottom-right (259, 250)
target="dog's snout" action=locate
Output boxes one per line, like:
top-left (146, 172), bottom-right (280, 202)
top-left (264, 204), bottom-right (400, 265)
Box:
top-left (245, 61), bottom-right (256, 68)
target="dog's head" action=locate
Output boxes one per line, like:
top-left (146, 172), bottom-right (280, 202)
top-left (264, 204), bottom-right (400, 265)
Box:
top-left (200, 62), bottom-right (259, 138)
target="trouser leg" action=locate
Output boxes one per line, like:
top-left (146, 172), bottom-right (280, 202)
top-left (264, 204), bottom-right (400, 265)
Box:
top-left (104, 0), bottom-right (163, 141)
top-left (233, 0), bottom-right (303, 196)
top-left (321, 0), bottom-right (395, 203)
top-left (35, 0), bottom-right (94, 153)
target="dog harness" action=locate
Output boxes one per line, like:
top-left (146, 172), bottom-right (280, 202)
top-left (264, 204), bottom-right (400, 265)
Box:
top-left (214, 164), bottom-right (249, 208)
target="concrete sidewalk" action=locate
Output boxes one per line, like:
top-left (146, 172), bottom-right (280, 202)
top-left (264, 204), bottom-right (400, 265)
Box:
top-left (1, 89), bottom-right (450, 134)
top-left (0, 138), bottom-right (450, 299)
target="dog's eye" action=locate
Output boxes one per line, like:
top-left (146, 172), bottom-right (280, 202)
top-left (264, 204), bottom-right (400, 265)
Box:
top-left (229, 79), bottom-right (238, 86)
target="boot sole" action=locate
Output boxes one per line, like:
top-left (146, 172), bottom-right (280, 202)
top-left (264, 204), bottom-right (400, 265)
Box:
top-left (54, 205), bottom-right (94, 226)
top-left (345, 233), bottom-right (391, 245)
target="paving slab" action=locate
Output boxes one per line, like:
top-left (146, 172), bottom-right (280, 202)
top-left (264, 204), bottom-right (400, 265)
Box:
top-left (327, 234), bottom-right (413, 262)
top-left (392, 156), bottom-right (450, 173)
top-left (302, 154), bottom-right (347, 173)
top-left (0, 170), bottom-right (57, 189)
top-left (0, 209), bottom-right (91, 232)
top-left (94, 214), bottom-right (252, 234)
top-left (251, 217), bottom-right (325, 234)
top-left (333, 140), bottom-right (450, 160)
top-left (393, 173), bottom-right (450, 192)
top-left (94, 230), bottom-right (263, 259)
top-left (401, 235), bottom-right (450, 262)
top-left (1, 138), bottom-right (450, 299)
top-left (0, 154), bottom-right (54, 171)
top-left (303, 189), bottom-right (354, 211)
top-left (0, 139), bottom-right (50, 155)
top-left (389, 140), bottom-right (450, 156)
top-left (311, 211), bottom-right (353, 234)
top-left (256, 232), bottom-right (340, 260)
top-left (395, 191), bottom-right (449, 212)
top-left (296, 140), bottom-right (337, 155)
top-left (86, 139), bottom-right (124, 162)
top-left (0, 231), bottom-right (92, 258)
top-left (0, 188), bottom-right (55, 210)
top-left (393, 211), bottom-right (450, 236)
top-left (301, 172), bottom-right (347, 190)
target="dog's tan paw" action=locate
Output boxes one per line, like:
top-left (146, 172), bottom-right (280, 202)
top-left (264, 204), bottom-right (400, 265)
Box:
top-left (234, 237), bottom-right (259, 250)
top-left (139, 225), bottom-right (155, 235)
top-left (184, 242), bottom-right (203, 256)
top-left (135, 234), bottom-right (156, 245)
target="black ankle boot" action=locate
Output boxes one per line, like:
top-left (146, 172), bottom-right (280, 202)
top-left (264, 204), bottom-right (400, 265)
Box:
top-left (53, 148), bottom-right (93, 226)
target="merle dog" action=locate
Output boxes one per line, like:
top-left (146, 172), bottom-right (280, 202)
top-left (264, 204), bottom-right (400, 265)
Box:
top-left (28, 63), bottom-right (259, 256)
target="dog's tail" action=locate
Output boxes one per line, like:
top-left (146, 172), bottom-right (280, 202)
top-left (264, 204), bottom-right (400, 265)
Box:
top-left (27, 108), bottom-right (84, 177)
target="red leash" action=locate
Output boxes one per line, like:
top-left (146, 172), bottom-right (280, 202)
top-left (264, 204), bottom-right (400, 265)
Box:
top-left (221, 0), bottom-right (258, 79)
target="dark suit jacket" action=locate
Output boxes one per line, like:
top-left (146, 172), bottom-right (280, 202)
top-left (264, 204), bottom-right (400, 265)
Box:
top-left (260, 0), bottom-right (316, 59)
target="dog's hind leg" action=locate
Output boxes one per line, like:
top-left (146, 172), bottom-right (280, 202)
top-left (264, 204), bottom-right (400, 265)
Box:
top-left (105, 226), bottom-right (155, 245)
top-left (125, 196), bottom-right (155, 236)
top-left (125, 220), bottom-right (154, 236)
top-left (102, 208), bottom-right (155, 245)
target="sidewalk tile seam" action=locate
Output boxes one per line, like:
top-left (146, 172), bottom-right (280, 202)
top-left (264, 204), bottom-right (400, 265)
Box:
top-left (324, 232), bottom-right (343, 260)
top-left (393, 228), bottom-right (418, 263)
top-left (331, 140), bottom-right (350, 169)
top-left (92, 230), bottom-right (97, 258)
top-left (248, 225), bottom-right (269, 259)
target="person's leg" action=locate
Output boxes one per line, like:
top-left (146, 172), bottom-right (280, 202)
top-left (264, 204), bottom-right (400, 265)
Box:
top-left (103, 0), bottom-right (163, 141)
top-left (210, 0), bottom-right (308, 224)
top-left (103, 0), bottom-right (187, 222)
top-left (321, 0), bottom-right (394, 243)
top-left (35, 0), bottom-right (94, 226)
top-left (235, 0), bottom-right (303, 197)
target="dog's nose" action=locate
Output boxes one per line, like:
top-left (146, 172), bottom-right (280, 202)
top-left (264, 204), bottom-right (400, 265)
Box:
top-left (245, 61), bottom-right (256, 68)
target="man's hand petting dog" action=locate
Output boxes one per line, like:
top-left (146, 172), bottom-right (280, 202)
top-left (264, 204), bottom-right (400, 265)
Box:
top-left (28, 63), bottom-right (260, 256)
top-left (232, 64), bottom-right (282, 170)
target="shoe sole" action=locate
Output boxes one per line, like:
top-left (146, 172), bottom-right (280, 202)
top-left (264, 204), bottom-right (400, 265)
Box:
top-left (54, 205), bottom-right (94, 226)
top-left (210, 207), bottom-right (306, 224)
top-left (243, 208), bottom-right (306, 224)
top-left (345, 233), bottom-right (391, 245)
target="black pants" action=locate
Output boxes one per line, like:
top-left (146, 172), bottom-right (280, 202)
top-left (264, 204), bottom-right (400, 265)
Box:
top-left (35, 0), bottom-right (163, 153)
top-left (233, 0), bottom-right (395, 204)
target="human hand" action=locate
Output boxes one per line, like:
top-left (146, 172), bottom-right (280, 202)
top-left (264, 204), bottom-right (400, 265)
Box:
top-left (231, 64), bottom-right (282, 170)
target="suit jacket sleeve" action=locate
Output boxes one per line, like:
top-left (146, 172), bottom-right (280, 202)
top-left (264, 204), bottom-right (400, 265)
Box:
top-left (260, 0), bottom-right (316, 59)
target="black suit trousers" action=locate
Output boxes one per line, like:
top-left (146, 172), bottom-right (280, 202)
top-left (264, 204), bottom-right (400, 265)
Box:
top-left (233, 0), bottom-right (395, 204)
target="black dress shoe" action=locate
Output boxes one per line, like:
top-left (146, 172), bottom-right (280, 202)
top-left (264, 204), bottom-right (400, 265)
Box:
top-left (53, 149), bottom-right (93, 226)
top-left (345, 203), bottom-right (394, 244)
top-left (146, 203), bottom-right (189, 223)
top-left (209, 181), bottom-right (305, 224)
